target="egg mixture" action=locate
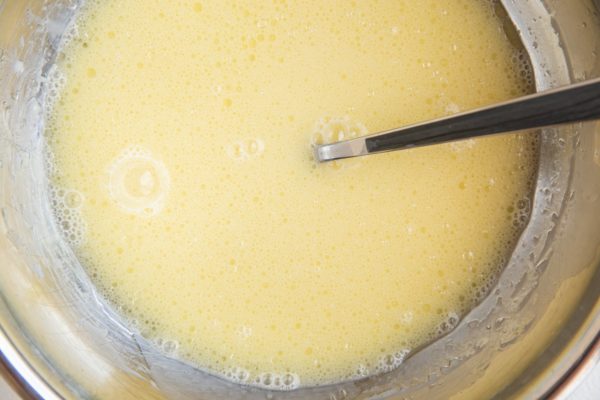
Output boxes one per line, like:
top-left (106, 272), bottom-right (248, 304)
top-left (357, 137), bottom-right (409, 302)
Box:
top-left (46, 0), bottom-right (538, 389)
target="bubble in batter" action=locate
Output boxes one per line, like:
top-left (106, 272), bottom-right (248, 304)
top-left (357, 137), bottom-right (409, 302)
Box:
top-left (226, 138), bottom-right (265, 161)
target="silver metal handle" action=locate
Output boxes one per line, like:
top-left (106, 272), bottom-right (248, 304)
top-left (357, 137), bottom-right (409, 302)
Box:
top-left (314, 78), bottom-right (600, 162)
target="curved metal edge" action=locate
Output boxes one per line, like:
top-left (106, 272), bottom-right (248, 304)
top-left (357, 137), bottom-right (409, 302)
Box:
top-left (0, 323), bottom-right (61, 400)
top-left (0, 355), bottom-right (37, 400)
top-left (550, 332), bottom-right (600, 399)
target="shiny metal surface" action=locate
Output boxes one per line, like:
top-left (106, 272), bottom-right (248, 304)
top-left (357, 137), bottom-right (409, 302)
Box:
top-left (552, 335), bottom-right (600, 398)
top-left (0, 1), bottom-right (599, 399)
top-left (0, 344), bottom-right (41, 400)
top-left (0, 325), bottom-right (58, 400)
top-left (315, 78), bottom-right (600, 162)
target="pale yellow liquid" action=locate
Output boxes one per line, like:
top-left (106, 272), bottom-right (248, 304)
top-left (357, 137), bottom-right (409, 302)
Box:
top-left (46, 0), bottom-right (538, 389)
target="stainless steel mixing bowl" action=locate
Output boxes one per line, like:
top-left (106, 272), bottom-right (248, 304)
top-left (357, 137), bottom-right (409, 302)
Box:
top-left (1, 1), bottom-right (599, 399)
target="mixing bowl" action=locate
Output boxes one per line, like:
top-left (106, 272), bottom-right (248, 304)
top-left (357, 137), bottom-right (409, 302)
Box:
top-left (1, 1), bottom-right (599, 399)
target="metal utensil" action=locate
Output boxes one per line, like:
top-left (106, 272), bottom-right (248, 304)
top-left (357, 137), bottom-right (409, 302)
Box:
top-left (314, 78), bottom-right (600, 162)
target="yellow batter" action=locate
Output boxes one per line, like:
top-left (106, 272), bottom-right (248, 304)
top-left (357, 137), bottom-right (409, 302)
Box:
top-left (46, 0), bottom-right (538, 389)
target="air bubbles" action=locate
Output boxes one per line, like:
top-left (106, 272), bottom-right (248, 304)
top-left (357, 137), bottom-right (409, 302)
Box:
top-left (49, 185), bottom-right (86, 246)
top-left (224, 366), bottom-right (251, 383)
top-left (106, 146), bottom-right (171, 216)
top-left (510, 195), bottom-right (531, 229)
top-left (311, 116), bottom-right (367, 170)
top-left (435, 311), bottom-right (460, 336)
top-left (311, 116), bottom-right (367, 145)
top-left (399, 311), bottom-right (414, 325)
top-left (471, 274), bottom-right (498, 304)
top-left (236, 325), bottom-right (253, 339)
top-left (444, 102), bottom-right (461, 115)
top-left (163, 339), bottom-right (180, 354)
top-left (226, 138), bottom-right (265, 161)
top-left (43, 17), bottom-right (81, 117)
top-left (374, 349), bottom-right (410, 373)
top-left (449, 139), bottom-right (476, 153)
top-left (59, 16), bottom-right (81, 50)
top-left (44, 65), bottom-right (67, 117)
top-left (43, 144), bottom-right (57, 177)
top-left (254, 372), bottom-right (300, 390)
top-left (64, 190), bottom-right (84, 208)
top-left (153, 337), bottom-right (180, 355)
top-left (511, 49), bottom-right (535, 92)
top-left (353, 364), bottom-right (369, 378)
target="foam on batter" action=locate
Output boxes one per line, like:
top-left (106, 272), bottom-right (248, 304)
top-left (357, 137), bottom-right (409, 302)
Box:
top-left (45, 0), bottom-right (539, 389)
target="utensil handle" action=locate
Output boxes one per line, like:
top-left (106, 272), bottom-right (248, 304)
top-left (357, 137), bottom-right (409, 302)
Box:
top-left (366, 78), bottom-right (600, 153)
top-left (314, 78), bottom-right (600, 162)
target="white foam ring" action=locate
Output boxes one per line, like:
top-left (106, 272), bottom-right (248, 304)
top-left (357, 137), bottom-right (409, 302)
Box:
top-left (106, 146), bottom-right (171, 217)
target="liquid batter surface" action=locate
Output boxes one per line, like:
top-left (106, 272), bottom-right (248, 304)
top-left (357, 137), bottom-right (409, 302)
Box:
top-left (46, 0), bottom-right (538, 389)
